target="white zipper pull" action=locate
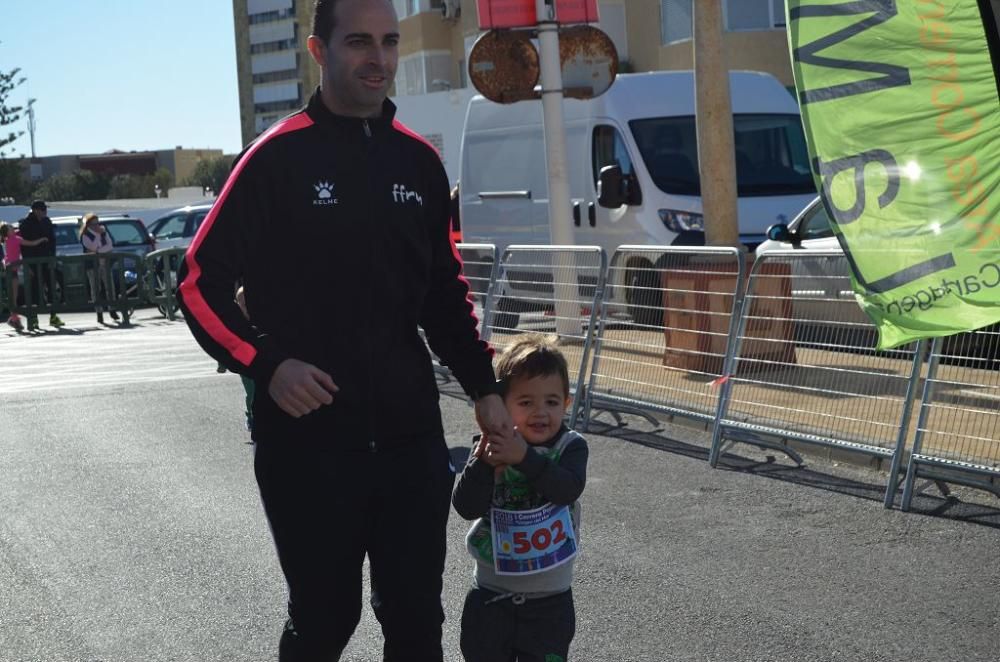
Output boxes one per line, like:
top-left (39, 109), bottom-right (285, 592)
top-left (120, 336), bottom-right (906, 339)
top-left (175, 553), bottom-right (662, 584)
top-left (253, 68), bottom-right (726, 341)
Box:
top-left (363, 120), bottom-right (371, 137)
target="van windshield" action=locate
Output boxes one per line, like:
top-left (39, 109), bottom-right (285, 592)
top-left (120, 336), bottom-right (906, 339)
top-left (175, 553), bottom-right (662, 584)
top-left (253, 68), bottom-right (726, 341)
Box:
top-left (628, 114), bottom-right (815, 197)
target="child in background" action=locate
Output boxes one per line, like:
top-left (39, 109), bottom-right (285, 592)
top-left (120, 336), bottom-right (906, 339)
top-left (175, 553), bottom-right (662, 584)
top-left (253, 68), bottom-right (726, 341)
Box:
top-left (452, 334), bottom-right (589, 662)
top-left (235, 286), bottom-right (255, 439)
top-left (0, 222), bottom-right (24, 331)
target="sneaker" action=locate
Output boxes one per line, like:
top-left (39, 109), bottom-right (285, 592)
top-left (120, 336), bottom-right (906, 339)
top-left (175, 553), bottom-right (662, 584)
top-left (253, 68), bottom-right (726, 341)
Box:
top-left (110, 310), bottom-right (120, 321)
top-left (97, 312), bottom-right (104, 325)
top-left (26, 315), bottom-right (39, 332)
top-left (7, 315), bottom-right (23, 332)
top-left (49, 314), bottom-right (65, 328)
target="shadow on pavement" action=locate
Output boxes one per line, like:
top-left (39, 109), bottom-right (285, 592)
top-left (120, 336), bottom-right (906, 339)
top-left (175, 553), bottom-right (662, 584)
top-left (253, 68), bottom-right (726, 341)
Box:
top-left (583, 413), bottom-right (1000, 530)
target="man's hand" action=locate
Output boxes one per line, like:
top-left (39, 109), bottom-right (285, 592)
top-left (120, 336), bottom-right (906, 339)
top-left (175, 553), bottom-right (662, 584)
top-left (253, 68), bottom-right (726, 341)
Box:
top-left (486, 428), bottom-right (528, 466)
top-left (474, 393), bottom-right (513, 439)
top-left (268, 358), bottom-right (339, 418)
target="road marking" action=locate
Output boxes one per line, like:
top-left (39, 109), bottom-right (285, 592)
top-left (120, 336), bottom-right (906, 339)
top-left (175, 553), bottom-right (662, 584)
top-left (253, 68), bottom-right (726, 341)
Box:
top-left (0, 320), bottom-right (223, 394)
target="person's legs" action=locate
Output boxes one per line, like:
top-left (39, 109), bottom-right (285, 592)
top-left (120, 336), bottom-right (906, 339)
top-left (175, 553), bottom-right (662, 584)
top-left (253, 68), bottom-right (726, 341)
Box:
top-left (255, 441), bottom-right (374, 661)
top-left (511, 591), bottom-right (575, 662)
top-left (41, 263), bottom-right (63, 327)
top-left (87, 268), bottom-right (103, 323)
top-left (459, 588), bottom-right (516, 662)
top-left (367, 439), bottom-right (454, 661)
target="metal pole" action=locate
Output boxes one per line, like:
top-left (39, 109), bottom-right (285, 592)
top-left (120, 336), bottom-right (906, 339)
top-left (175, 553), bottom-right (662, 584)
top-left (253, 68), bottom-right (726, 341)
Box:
top-left (693, 0), bottom-right (739, 247)
top-left (27, 99), bottom-right (37, 159)
top-left (536, 0), bottom-right (579, 337)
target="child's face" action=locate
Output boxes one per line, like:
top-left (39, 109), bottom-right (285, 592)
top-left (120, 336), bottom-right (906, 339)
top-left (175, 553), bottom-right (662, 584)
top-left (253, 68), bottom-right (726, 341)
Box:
top-left (504, 373), bottom-right (569, 445)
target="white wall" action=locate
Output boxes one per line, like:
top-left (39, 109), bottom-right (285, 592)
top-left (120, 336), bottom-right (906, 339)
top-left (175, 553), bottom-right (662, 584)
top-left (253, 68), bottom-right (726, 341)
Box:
top-left (390, 87), bottom-right (476, 184)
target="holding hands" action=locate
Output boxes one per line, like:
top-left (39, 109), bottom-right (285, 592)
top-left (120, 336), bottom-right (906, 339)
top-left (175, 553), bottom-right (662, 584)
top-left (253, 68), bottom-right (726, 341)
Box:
top-left (475, 428), bottom-right (528, 468)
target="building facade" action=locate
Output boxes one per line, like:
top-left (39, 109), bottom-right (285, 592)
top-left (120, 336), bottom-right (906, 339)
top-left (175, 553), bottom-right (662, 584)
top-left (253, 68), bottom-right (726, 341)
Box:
top-left (232, 0), bottom-right (795, 146)
top-left (24, 148), bottom-right (224, 186)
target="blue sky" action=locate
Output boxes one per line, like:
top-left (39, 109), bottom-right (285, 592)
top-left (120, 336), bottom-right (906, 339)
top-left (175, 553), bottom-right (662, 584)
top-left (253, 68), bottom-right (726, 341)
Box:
top-left (1, 0), bottom-right (244, 158)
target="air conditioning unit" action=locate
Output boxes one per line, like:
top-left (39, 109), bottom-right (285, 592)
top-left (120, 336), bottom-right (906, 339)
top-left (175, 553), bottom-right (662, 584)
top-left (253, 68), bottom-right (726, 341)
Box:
top-left (441, 0), bottom-right (461, 21)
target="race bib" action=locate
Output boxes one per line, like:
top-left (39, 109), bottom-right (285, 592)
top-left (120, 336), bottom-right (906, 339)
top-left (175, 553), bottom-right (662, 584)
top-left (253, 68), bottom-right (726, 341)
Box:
top-left (490, 502), bottom-right (578, 576)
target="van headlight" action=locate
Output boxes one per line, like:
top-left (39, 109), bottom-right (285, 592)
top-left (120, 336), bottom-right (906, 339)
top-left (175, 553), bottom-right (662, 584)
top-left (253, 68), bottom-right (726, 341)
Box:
top-left (659, 209), bottom-right (704, 232)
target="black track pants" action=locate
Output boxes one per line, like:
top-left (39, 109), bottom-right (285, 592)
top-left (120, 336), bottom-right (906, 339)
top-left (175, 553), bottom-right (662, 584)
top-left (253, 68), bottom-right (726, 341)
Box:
top-left (254, 437), bottom-right (456, 662)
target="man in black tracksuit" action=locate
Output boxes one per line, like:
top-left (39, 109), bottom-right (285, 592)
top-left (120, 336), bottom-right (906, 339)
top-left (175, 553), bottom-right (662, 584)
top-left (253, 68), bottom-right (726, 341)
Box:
top-left (176, 0), bottom-right (512, 660)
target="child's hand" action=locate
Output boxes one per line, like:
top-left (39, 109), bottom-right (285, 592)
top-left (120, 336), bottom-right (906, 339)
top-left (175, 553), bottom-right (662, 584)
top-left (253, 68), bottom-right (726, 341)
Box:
top-left (485, 428), bottom-right (528, 466)
top-left (473, 434), bottom-right (490, 460)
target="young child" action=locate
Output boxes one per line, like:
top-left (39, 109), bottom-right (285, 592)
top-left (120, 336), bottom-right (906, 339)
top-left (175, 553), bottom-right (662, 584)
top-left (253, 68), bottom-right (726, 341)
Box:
top-left (453, 334), bottom-right (589, 662)
top-left (234, 285), bottom-right (255, 439)
top-left (0, 222), bottom-right (24, 331)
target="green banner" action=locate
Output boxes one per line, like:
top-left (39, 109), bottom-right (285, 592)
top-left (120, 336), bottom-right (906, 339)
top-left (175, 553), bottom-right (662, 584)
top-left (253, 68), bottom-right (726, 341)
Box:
top-left (787, 0), bottom-right (1000, 348)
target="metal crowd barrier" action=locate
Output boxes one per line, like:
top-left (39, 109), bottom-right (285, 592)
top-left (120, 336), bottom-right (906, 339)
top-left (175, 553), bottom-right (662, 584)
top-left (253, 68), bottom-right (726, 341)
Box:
top-left (3, 254), bottom-right (143, 325)
top-left (144, 248), bottom-right (187, 321)
top-left (902, 330), bottom-right (1000, 510)
top-left (488, 245), bottom-right (607, 428)
top-left (424, 244), bottom-right (499, 380)
top-left (581, 246), bottom-right (746, 429)
top-left (709, 250), bottom-right (926, 507)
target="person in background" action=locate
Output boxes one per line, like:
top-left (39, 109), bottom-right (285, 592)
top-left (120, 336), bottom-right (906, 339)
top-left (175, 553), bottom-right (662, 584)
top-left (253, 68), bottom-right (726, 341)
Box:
top-left (79, 213), bottom-right (119, 324)
top-left (18, 200), bottom-right (64, 331)
top-left (0, 222), bottom-right (24, 331)
top-left (453, 333), bottom-right (589, 662)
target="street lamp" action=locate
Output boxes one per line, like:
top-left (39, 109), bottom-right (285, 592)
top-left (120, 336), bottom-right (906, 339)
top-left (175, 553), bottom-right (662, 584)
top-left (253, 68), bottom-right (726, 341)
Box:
top-left (26, 97), bottom-right (37, 159)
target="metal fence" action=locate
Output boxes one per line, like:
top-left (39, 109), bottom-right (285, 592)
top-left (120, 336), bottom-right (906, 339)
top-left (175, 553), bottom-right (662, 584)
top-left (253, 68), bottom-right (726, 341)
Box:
top-left (902, 330), bottom-right (1000, 510)
top-left (1, 254), bottom-right (146, 325)
top-left (582, 246), bottom-right (746, 428)
top-left (421, 244), bottom-right (498, 383)
top-left (709, 250), bottom-right (926, 507)
top-left (487, 245), bottom-right (607, 427)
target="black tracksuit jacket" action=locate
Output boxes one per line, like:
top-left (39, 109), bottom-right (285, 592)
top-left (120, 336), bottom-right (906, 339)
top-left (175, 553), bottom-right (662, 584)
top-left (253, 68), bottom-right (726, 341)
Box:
top-left (177, 89), bottom-right (495, 450)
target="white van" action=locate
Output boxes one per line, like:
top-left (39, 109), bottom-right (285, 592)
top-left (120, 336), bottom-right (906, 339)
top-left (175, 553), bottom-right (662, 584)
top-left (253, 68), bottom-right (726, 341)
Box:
top-left (458, 70), bottom-right (817, 313)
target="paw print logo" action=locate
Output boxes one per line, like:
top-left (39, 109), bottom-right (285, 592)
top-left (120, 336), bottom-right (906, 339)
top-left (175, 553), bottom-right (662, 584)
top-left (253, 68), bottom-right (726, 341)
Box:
top-left (315, 181), bottom-right (334, 199)
top-left (313, 181), bottom-right (339, 206)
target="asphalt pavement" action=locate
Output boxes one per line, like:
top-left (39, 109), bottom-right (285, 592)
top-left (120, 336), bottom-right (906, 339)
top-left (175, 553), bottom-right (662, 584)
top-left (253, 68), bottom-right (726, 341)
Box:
top-left (1, 311), bottom-right (998, 661)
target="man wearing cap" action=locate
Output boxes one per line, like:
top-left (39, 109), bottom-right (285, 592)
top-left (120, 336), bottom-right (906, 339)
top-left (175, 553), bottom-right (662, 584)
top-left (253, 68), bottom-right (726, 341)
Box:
top-left (19, 200), bottom-right (64, 330)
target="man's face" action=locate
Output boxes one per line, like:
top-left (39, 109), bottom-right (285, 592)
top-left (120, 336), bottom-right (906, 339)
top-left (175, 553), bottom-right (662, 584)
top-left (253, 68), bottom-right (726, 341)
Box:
top-left (31, 207), bottom-right (46, 219)
top-left (308, 0), bottom-right (399, 118)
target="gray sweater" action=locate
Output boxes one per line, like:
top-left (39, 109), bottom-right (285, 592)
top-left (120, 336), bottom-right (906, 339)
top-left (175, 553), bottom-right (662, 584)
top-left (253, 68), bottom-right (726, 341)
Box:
top-left (452, 426), bottom-right (588, 597)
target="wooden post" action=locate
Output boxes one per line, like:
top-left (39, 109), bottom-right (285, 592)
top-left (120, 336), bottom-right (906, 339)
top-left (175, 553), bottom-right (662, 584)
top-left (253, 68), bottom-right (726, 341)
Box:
top-left (693, 0), bottom-right (740, 247)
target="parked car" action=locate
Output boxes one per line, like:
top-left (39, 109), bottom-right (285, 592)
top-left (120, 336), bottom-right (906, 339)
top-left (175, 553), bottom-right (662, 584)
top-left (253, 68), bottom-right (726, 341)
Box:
top-left (758, 197), bottom-right (1000, 361)
top-left (146, 204), bottom-right (212, 252)
top-left (755, 196), bottom-right (869, 328)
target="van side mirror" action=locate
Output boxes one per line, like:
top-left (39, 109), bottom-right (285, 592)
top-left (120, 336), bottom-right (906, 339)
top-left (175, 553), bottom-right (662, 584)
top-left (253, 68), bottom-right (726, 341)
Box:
top-left (597, 165), bottom-right (641, 208)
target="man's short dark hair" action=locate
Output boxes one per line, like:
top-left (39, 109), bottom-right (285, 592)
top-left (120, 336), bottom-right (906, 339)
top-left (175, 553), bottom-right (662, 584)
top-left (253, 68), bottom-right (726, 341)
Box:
top-left (312, 0), bottom-right (340, 44)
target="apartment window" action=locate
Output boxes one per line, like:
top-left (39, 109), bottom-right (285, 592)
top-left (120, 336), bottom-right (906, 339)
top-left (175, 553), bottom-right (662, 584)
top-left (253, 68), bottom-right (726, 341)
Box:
top-left (661, 0), bottom-right (785, 44)
top-left (253, 68), bottom-right (301, 84)
top-left (395, 51), bottom-right (453, 95)
top-left (393, 0), bottom-right (444, 18)
top-left (724, 0), bottom-right (786, 31)
top-left (660, 0), bottom-right (692, 44)
top-left (249, 4), bottom-right (296, 24)
top-left (250, 37), bottom-right (298, 54)
top-left (254, 98), bottom-right (301, 113)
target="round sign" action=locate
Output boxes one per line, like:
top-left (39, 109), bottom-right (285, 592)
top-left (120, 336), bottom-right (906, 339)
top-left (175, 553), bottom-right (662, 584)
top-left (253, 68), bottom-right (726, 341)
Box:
top-left (468, 30), bottom-right (541, 104)
top-left (559, 25), bottom-right (619, 99)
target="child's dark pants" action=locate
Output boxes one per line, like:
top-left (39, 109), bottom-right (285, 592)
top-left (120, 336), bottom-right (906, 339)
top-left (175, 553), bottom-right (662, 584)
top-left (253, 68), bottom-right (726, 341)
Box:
top-left (460, 587), bottom-right (575, 662)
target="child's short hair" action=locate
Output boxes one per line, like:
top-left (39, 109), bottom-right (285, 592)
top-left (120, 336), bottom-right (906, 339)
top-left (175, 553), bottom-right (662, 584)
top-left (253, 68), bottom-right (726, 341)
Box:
top-left (495, 334), bottom-right (570, 397)
top-left (0, 222), bottom-right (10, 240)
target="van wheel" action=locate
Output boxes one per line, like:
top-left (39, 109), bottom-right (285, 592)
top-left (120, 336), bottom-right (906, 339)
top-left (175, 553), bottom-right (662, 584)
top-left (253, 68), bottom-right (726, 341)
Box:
top-left (627, 263), bottom-right (663, 327)
top-left (491, 297), bottom-right (520, 334)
